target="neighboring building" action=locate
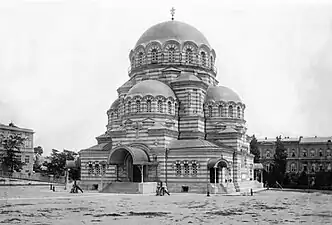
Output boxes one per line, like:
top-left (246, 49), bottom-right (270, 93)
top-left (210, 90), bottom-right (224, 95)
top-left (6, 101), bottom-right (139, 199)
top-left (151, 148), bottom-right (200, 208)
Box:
top-left (79, 16), bottom-right (260, 194)
top-left (257, 136), bottom-right (332, 174)
top-left (0, 122), bottom-right (34, 175)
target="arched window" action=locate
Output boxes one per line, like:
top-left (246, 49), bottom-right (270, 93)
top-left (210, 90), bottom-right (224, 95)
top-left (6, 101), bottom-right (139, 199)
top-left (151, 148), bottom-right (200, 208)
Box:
top-left (174, 103), bottom-right (178, 115)
top-left (310, 149), bottom-right (315, 157)
top-left (228, 105), bottom-right (233, 118)
top-left (185, 48), bottom-right (193, 63)
top-left (131, 56), bottom-right (135, 67)
top-left (210, 56), bottom-right (214, 68)
top-left (136, 100), bottom-right (141, 112)
top-left (208, 106), bottom-right (213, 117)
top-left (201, 52), bottom-right (206, 66)
top-left (157, 100), bottom-right (163, 113)
top-left (95, 164), bottom-right (100, 175)
top-left (184, 162), bottom-right (189, 176)
top-left (88, 164), bottom-right (93, 175)
top-left (192, 162), bottom-right (198, 176)
top-left (303, 150), bottom-right (307, 157)
top-left (237, 106), bottom-right (241, 118)
top-left (146, 100), bottom-right (151, 112)
top-left (138, 52), bottom-right (144, 66)
top-left (175, 162), bottom-right (181, 176)
top-left (168, 101), bottom-right (172, 114)
top-left (218, 105), bottom-right (223, 117)
top-left (127, 101), bottom-right (131, 114)
top-left (291, 163), bottom-right (296, 172)
top-left (168, 48), bottom-right (175, 62)
top-left (114, 109), bottom-right (118, 118)
top-left (291, 150), bottom-right (296, 157)
top-left (311, 163), bottom-right (316, 172)
top-left (151, 49), bottom-right (158, 63)
top-left (319, 149), bottom-right (323, 157)
top-left (266, 151), bottom-right (271, 158)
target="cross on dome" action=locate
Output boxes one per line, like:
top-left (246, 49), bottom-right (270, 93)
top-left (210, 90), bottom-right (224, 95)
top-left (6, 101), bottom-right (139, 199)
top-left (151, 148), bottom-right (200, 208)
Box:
top-left (170, 7), bottom-right (175, 20)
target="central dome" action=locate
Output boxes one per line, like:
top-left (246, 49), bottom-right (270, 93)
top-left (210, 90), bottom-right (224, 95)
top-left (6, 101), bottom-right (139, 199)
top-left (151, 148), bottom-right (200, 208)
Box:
top-left (135, 21), bottom-right (210, 48)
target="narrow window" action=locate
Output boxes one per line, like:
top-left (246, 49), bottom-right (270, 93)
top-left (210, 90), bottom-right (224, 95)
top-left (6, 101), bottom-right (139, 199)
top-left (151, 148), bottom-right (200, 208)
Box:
top-left (310, 149), bottom-right (315, 157)
top-left (292, 150), bottom-right (296, 157)
top-left (95, 164), bottom-right (100, 175)
top-left (25, 155), bottom-right (30, 164)
top-left (208, 106), bottom-right (212, 117)
top-left (157, 100), bottom-right (163, 113)
top-left (168, 101), bottom-right (172, 114)
top-left (151, 49), bottom-right (158, 63)
top-left (319, 149), bottom-right (323, 157)
top-left (319, 164), bottom-right (324, 171)
top-left (192, 162), bottom-right (198, 176)
top-left (303, 164), bottom-right (307, 172)
top-left (136, 100), bottom-right (141, 113)
top-left (184, 162), bottom-right (189, 176)
top-left (185, 48), bottom-right (193, 63)
top-left (237, 106), bottom-right (241, 118)
top-left (218, 105), bottom-right (223, 117)
top-left (88, 164), bottom-right (94, 175)
top-left (127, 101), bottom-right (131, 114)
top-left (228, 105), bottom-right (233, 118)
top-left (138, 52), bottom-right (144, 66)
top-left (168, 48), bottom-right (175, 62)
top-left (131, 56), bottom-right (135, 67)
top-left (291, 163), bottom-right (296, 172)
top-left (176, 163), bottom-right (181, 176)
top-left (146, 100), bottom-right (151, 112)
top-left (201, 51), bottom-right (206, 66)
top-left (210, 56), bottom-right (214, 68)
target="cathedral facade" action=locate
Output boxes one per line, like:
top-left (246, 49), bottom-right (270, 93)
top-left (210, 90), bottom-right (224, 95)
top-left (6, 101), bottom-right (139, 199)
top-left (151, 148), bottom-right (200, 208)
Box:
top-left (79, 18), bottom-right (260, 194)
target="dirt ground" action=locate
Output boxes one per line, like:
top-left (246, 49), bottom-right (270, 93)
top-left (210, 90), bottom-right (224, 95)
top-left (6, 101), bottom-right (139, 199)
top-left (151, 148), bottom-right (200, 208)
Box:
top-left (0, 186), bottom-right (331, 225)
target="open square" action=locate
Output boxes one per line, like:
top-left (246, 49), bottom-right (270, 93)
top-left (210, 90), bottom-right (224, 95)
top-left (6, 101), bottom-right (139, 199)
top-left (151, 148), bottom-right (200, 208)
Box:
top-left (1, 186), bottom-right (331, 224)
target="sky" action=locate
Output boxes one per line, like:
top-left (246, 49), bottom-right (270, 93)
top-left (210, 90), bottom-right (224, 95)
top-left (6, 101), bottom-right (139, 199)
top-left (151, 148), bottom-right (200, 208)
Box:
top-left (0, 0), bottom-right (332, 155)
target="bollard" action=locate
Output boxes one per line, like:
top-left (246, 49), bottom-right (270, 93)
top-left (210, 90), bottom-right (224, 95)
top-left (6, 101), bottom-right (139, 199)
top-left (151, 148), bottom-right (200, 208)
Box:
top-left (50, 184), bottom-right (52, 190)
top-left (250, 188), bottom-right (253, 196)
top-left (52, 186), bottom-right (55, 192)
top-left (207, 190), bottom-right (210, 197)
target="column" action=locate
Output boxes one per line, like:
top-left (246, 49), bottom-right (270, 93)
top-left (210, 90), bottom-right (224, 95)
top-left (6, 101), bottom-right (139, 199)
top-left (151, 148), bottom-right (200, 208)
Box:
top-left (214, 167), bottom-right (217, 194)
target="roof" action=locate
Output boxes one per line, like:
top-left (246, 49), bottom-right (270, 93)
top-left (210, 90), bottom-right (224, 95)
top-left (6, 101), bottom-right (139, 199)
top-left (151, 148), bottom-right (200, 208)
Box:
top-left (172, 72), bottom-right (201, 83)
top-left (127, 80), bottom-right (175, 98)
top-left (110, 99), bottom-right (120, 109)
top-left (205, 86), bottom-right (242, 103)
top-left (300, 136), bottom-right (332, 144)
top-left (0, 123), bottom-right (33, 133)
top-left (168, 139), bottom-right (219, 149)
top-left (135, 20), bottom-right (210, 48)
top-left (108, 145), bottom-right (149, 165)
top-left (207, 158), bottom-right (230, 169)
top-left (80, 143), bottom-right (111, 152)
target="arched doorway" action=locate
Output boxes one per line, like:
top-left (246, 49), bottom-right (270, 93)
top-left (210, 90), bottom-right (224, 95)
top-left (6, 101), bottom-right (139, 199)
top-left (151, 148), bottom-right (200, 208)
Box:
top-left (108, 145), bottom-right (150, 183)
top-left (207, 158), bottom-right (230, 184)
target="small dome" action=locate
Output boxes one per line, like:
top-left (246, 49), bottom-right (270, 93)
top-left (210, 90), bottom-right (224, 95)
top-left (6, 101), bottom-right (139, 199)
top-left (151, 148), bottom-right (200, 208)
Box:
top-left (110, 98), bottom-right (120, 109)
top-left (127, 80), bottom-right (176, 98)
top-left (205, 86), bottom-right (242, 103)
top-left (136, 21), bottom-right (210, 48)
top-left (172, 72), bottom-right (201, 82)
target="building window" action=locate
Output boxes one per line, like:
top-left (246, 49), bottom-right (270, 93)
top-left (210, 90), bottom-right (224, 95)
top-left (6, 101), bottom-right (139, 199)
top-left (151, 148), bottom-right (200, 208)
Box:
top-left (266, 164), bottom-right (271, 172)
top-left (136, 100), bottom-right (141, 113)
top-left (114, 109), bottom-right (118, 118)
top-left (127, 101), bottom-right (131, 114)
top-left (138, 52), bottom-right (144, 66)
top-left (208, 106), bottom-right (213, 117)
top-left (218, 105), bottom-right (223, 117)
top-left (291, 163), bottom-right (296, 172)
top-left (168, 48), bottom-right (175, 62)
top-left (168, 101), bottom-right (172, 114)
top-left (291, 150), bottom-right (296, 157)
top-left (192, 162), bottom-right (198, 176)
top-left (311, 163), bottom-right (316, 172)
top-left (175, 163), bottom-right (181, 176)
top-left (200, 51), bottom-right (206, 66)
top-left (319, 164), bottom-right (324, 171)
top-left (174, 103), bottom-right (178, 115)
top-left (102, 164), bottom-right (106, 174)
top-left (25, 155), bottom-right (30, 164)
top-left (210, 56), bottom-right (214, 68)
top-left (303, 151), bottom-right (307, 157)
top-left (310, 149), bottom-right (315, 157)
top-left (228, 105), bottom-right (233, 118)
top-left (95, 164), bottom-right (100, 175)
top-left (327, 149), bottom-right (332, 157)
top-left (266, 151), bottom-right (271, 158)
top-left (319, 149), bottom-right (323, 157)
top-left (146, 100), bottom-right (152, 112)
top-left (88, 164), bottom-right (93, 175)
top-left (157, 100), bottom-right (163, 113)
top-left (237, 106), bottom-right (241, 118)
top-left (151, 49), bottom-right (158, 63)
top-left (185, 48), bottom-right (193, 64)
top-left (303, 164), bottom-right (307, 172)
top-left (131, 56), bottom-right (135, 67)
top-left (184, 162), bottom-right (189, 176)
top-left (327, 163), bottom-right (331, 171)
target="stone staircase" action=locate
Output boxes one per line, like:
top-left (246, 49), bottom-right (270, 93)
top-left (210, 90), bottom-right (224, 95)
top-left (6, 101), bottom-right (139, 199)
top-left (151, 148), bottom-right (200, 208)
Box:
top-left (209, 183), bottom-right (237, 194)
top-left (100, 182), bottom-right (140, 194)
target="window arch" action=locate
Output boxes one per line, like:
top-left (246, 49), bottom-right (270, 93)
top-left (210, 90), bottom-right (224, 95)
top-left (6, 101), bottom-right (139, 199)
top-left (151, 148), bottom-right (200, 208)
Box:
top-left (157, 100), bottom-right (163, 113)
top-left (137, 52), bottom-right (144, 66)
top-left (146, 100), bottom-right (152, 112)
top-left (185, 48), bottom-right (193, 63)
top-left (127, 101), bottom-right (131, 114)
top-left (218, 105), bottom-right (223, 117)
top-left (136, 100), bottom-right (141, 113)
top-left (201, 51), bottom-right (206, 66)
top-left (237, 106), bottom-right (241, 118)
top-left (168, 101), bottom-right (172, 114)
top-left (151, 49), bottom-right (158, 63)
top-left (228, 105), bottom-right (234, 118)
top-left (168, 47), bottom-right (175, 62)
top-left (208, 105), bottom-right (213, 117)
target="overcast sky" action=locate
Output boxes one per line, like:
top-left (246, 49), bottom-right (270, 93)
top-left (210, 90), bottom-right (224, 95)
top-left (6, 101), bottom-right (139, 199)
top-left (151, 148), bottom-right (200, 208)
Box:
top-left (1, 0), bottom-right (332, 155)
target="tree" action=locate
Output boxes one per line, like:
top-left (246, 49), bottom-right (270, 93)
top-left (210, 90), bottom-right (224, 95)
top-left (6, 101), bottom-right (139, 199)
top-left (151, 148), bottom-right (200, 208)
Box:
top-left (0, 133), bottom-right (26, 175)
top-left (273, 136), bottom-right (288, 184)
top-left (250, 135), bottom-right (260, 163)
top-left (33, 146), bottom-right (44, 172)
top-left (42, 149), bottom-right (78, 178)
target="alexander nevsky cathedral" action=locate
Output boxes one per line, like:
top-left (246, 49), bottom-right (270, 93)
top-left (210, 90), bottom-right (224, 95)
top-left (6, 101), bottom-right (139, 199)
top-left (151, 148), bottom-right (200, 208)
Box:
top-left (78, 12), bottom-right (262, 194)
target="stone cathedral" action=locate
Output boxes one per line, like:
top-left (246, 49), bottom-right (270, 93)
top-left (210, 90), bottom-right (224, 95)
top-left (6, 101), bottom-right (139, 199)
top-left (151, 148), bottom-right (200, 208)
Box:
top-left (79, 15), bottom-right (261, 194)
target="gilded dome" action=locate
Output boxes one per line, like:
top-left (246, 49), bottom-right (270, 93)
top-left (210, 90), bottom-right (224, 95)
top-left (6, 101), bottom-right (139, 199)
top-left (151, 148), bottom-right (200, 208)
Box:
top-left (127, 80), bottom-right (176, 98)
top-left (205, 86), bottom-right (242, 103)
top-left (135, 21), bottom-right (210, 48)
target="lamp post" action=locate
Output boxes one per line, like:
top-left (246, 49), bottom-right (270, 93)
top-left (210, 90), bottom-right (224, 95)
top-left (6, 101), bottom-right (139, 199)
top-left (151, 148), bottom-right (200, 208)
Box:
top-left (165, 148), bottom-right (169, 187)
